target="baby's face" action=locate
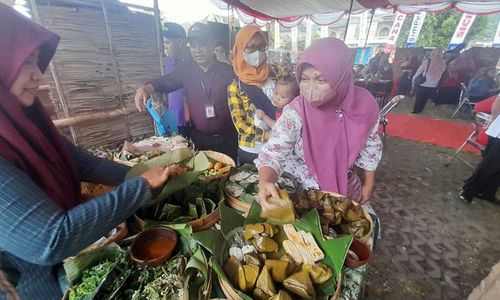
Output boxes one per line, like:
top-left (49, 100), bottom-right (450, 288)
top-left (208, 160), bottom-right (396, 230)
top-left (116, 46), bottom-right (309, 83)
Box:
top-left (273, 82), bottom-right (295, 108)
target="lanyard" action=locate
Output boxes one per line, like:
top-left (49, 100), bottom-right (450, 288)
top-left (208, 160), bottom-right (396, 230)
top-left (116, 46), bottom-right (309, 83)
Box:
top-left (200, 68), bottom-right (216, 104)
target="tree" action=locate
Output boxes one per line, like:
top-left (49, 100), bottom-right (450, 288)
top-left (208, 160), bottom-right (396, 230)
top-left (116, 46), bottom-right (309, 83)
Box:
top-left (409, 11), bottom-right (489, 49)
top-left (395, 17), bottom-right (413, 48)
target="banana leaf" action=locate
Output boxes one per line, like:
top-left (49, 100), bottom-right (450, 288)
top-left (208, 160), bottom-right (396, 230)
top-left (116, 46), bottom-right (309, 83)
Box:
top-left (245, 201), bottom-right (267, 225)
top-left (188, 203), bottom-right (199, 219)
top-left (195, 197), bottom-right (207, 217)
top-left (192, 228), bottom-right (226, 264)
top-left (186, 151), bottom-right (211, 171)
top-left (209, 258), bottom-right (253, 300)
top-left (294, 209), bottom-right (352, 296)
top-left (204, 198), bottom-right (217, 215)
top-left (159, 204), bottom-right (182, 221)
top-left (239, 193), bottom-right (256, 204)
top-left (186, 248), bottom-right (212, 300)
top-left (150, 171), bottom-right (202, 205)
top-left (64, 243), bottom-right (123, 285)
top-left (125, 148), bottom-right (195, 179)
top-left (219, 204), bottom-right (245, 240)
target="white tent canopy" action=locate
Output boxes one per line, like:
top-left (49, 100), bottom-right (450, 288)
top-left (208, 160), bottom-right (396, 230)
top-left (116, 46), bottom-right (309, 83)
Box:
top-left (212, 0), bottom-right (500, 26)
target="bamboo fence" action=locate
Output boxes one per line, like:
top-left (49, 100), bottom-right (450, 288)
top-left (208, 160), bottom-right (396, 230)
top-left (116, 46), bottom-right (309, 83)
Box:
top-left (30, 0), bottom-right (160, 147)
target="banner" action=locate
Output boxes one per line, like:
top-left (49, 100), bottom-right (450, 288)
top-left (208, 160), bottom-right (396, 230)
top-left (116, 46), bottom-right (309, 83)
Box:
top-left (407, 12), bottom-right (426, 48)
top-left (320, 26), bottom-right (329, 38)
top-left (493, 21), bottom-right (500, 47)
top-left (384, 12), bottom-right (406, 54)
top-left (305, 19), bottom-right (313, 48)
top-left (291, 26), bottom-right (298, 53)
top-left (447, 13), bottom-right (476, 50)
top-left (274, 21), bottom-right (281, 49)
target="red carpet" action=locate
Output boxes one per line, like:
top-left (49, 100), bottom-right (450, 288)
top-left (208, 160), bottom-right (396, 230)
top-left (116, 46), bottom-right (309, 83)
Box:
top-left (383, 113), bottom-right (480, 154)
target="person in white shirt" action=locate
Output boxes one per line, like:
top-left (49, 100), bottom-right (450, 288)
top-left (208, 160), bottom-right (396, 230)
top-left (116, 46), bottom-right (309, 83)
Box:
top-left (459, 94), bottom-right (500, 204)
top-left (411, 49), bottom-right (446, 114)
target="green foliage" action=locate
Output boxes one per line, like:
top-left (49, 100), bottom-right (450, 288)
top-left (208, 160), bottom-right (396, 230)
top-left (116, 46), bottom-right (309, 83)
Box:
top-left (412, 11), bottom-right (492, 49)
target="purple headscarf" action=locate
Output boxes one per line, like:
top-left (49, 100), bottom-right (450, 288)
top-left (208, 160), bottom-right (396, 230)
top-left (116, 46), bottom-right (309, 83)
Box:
top-left (290, 38), bottom-right (379, 195)
top-left (0, 4), bottom-right (81, 211)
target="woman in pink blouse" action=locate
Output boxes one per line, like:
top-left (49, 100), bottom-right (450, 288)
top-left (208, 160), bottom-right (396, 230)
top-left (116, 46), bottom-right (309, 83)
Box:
top-left (256, 38), bottom-right (383, 209)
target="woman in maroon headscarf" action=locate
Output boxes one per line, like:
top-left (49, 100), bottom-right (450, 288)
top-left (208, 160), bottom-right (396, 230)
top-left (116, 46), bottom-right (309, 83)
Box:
top-left (0, 5), bottom-right (183, 298)
top-left (256, 38), bottom-right (382, 209)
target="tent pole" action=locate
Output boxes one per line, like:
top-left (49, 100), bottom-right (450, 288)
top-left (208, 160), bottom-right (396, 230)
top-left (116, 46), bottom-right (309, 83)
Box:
top-left (28, 0), bottom-right (78, 144)
top-left (364, 9), bottom-right (375, 48)
top-left (153, 0), bottom-right (165, 77)
top-left (343, 0), bottom-right (355, 42)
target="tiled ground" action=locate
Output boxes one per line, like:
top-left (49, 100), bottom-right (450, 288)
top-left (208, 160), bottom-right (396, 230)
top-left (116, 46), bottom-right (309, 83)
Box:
top-left (364, 138), bottom-right (500, 299)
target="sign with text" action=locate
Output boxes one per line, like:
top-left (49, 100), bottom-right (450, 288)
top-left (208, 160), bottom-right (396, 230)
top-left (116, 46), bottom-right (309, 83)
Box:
top-left (407, 12), bottom-right (426, 48)
top-left (384, 12), bottom-right (406, 54)
top-left (493, 21), bottom-right (500, 47)
top-left (448, 13), bottom-right (476, 50)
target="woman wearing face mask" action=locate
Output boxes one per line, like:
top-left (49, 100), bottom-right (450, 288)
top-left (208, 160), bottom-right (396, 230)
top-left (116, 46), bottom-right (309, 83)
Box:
top-left (256, 38), bottom-right (382, 210)
top-left (0, 6), bottom-right (184, 298)
top-left (228, 25), bottom-right (276, 165)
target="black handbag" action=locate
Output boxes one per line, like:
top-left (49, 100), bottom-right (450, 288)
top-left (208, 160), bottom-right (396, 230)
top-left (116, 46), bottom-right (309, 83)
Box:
top-left (414, 59), bottom-right (431, 86)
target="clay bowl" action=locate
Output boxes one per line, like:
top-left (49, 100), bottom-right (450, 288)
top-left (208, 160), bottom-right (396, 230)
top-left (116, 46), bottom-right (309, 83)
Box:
top-left (345, 238), bottom-right (371, 268)
top-left (130, 227), bottom-right (178, 268)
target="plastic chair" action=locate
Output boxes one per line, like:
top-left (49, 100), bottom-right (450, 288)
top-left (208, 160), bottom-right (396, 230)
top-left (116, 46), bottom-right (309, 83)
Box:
top-left (379, 95), bottom-right (406, 139)
top-left (445, 112), bottom-right (490, 168)
top-left (451, 83), bottom-right (475, 119)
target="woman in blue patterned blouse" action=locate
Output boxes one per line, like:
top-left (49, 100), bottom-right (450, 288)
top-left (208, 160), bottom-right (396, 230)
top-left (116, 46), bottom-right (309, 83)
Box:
top-left (0, 5), bottom-right (183, 299)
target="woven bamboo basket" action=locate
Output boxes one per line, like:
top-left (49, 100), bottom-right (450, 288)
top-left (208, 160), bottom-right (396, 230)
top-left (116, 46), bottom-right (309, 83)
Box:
top-left (224, 189), bottom-right (252, 213)
top-left (199, 150), bottom-right (236, 181)
top-left (324, 191), bottom-right (374, 246)
top-left (133, 208), bottom-right (220, 233)
top-left (218, 267), bottom-right (343, 300)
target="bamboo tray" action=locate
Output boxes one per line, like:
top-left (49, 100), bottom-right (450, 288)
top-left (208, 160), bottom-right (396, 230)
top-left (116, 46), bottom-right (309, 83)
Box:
top-left (133, 208), bottom-right (220, 233)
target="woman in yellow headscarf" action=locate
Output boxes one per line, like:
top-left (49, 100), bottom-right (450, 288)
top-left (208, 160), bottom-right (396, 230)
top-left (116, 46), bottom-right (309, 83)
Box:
top-left (228, 25), bottom-right (277, 165)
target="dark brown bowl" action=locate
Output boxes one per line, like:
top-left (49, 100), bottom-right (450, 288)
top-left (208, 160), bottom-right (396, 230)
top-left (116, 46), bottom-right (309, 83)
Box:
top-left (345, 238), bottom-right (372, 268)
top-left (130, 227), bottom-right (178, 268)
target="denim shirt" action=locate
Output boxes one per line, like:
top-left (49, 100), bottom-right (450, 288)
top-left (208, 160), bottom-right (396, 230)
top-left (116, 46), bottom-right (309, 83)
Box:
top-left (0, 141), bottom-right (151, 299)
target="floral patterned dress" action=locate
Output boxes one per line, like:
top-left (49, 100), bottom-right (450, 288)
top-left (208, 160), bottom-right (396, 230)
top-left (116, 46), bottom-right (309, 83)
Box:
top-left (255, 105), bottom-right (383, 201)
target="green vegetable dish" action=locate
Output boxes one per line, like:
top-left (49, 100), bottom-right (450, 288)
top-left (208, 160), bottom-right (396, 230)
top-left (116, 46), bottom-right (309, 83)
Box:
top-left (68, 250), bottom-right (188, 300)
top-left (137, 180), bottom-right (222, 224)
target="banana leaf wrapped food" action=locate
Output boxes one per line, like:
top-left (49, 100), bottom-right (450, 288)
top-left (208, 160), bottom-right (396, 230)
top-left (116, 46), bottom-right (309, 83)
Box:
top-left (283, 270), bottom-right (315, 300)
top-left (260, 190), bottom-right (296, 225)
top-left (223, 224), bottom-right (335, 300)
top-left (265, 260), bottom-right (289, 283)
top-left (302, 263), bottom-right (333, 284)
top-left (254, 265), bottom-right (277, 300)
top-left (252, 236), bottom-right (279, 253)
top-left (293, 190), bottom-right (371, 238)
top-left (269, 290), bottom-right (293, 300)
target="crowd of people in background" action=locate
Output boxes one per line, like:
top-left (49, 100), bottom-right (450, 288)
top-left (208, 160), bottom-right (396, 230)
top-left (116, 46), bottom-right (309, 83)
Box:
top-left (351, 43), bottom-right (500, 114)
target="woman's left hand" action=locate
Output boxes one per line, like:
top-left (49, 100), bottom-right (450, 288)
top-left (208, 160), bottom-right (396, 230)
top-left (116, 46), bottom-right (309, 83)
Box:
top-left (360, 184), bottom-right (373, 205)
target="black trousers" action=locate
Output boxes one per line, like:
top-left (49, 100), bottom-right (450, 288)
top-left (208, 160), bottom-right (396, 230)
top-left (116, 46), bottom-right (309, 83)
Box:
top-left (462, 136), bottom-right (500, 199)
top-left (413, 86), bottom-right (437, 113)
top-left (238, 148), bottom-right (258, 166)
top-left (190, 128), bottom-right (238, 162)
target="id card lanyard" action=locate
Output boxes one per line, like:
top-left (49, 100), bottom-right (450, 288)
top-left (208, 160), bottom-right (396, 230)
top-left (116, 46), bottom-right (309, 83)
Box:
top-left (201, 69), bottom-right (217, 119)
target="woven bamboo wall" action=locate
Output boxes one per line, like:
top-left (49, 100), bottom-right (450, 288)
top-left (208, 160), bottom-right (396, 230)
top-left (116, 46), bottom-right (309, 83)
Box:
top-left (35, 0), bottom-right (158, 147)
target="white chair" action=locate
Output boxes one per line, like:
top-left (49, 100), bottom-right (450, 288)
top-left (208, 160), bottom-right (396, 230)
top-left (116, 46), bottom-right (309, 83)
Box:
top-left (379, 95), bottom-right (406, 139)
top-left (451, 83), bottom-right (475, 119)
top-left (445, 112), bottom-right (490, 168)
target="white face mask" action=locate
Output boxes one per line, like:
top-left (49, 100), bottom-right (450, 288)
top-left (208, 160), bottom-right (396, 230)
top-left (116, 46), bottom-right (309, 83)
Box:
top-left (243, 50), bottom-right (266, 67)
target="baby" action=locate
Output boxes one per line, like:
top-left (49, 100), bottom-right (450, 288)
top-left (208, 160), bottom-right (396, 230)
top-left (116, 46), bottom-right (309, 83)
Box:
top-left (257, 74), bottom-right (299, 128)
